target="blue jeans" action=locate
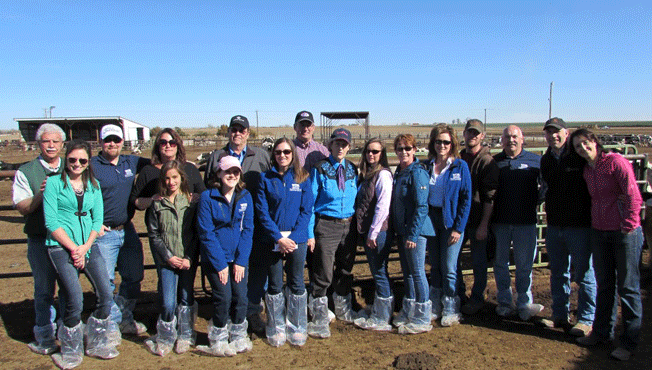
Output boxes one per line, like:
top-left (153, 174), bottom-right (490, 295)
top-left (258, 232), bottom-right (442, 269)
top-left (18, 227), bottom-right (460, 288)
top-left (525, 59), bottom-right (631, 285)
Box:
top-left (205, 262), bottom-right (248, 328)
top-left (267, 242), bottom-right (308, 296)
top-left (492, 223), bottom-right (537, 309)
top-left (157, 264), bottom-right (195, 322)
top-left (458, 227), bottom-right (488, 304)
top-left (364, 231), bottom-right (393, 299)
top-left (27, 237), bottom-right (65, 327)
top-left (397, 235), bottom-right (429, 302)
top-left (428, 210), bottom-right (464, 299)
top-left (47, 244), bottom-right (113, 327)
top-left (95, 222), bottom-right (144, 323)
top-left (546, 226), bottom-right (596, 324)
top-left (591, 227), bottom-right (643, 352)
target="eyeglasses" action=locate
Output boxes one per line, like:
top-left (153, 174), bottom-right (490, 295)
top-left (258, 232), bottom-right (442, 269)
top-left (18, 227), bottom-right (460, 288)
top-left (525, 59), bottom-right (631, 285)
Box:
top-left (367, 150), bottom-right (381, 155)
top-left (68, 157), bottom-right (88, 165)
top-left (230, 127), bottom-right (247, 134)
top-left (158, 139), bottom-right (178, 147)
top-left (435, 140), bottom-right (452, 146)
top-left (395, 146), bottom-right (413, 152)
top-left (274, 149), bottom-right (292, 156)
top-left (103, 136), bottom-right (122, 144)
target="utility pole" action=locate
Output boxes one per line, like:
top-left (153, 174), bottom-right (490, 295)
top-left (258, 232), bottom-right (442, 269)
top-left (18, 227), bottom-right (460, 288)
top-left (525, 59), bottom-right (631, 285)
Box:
top-left (484, 108), bottom-right (487, 132)
top-left (549, 82), bottom-right (553, 119)
top-left (43, 108), bottom-right (48, 118)
top-left (256, 110), bottom-right (259, 138)
top-left (49, 106), bottom-right (56, 118)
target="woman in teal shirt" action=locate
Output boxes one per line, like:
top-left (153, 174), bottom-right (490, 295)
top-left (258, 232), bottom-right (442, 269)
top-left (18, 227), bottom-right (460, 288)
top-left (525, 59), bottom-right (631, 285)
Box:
top-left (43, 139), bottom-right (118, 369)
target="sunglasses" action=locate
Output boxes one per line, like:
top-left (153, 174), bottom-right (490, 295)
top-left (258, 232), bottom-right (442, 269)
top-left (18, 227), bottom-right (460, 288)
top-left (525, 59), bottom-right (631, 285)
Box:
top-left (435, 140), bottom-right (452, 146)
top-left (158, 139), bottom-right (178, 147)
top-left (230, 127), bottom-right (247, 134)
top-left (395, 146), bottom-right (413, 152)
top-left (103, 136), bottom-right (122, 144)
top-left (366, 149), bottom-right (381, 155)
top-left (68, 157), bottom-right (88, 165)
top-left (274, 149), bottom-right (293, 156)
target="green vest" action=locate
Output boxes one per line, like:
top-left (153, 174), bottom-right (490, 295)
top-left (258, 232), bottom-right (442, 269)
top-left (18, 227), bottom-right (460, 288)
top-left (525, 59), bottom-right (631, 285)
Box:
top-left (19, 158), bottom-right (63, 237)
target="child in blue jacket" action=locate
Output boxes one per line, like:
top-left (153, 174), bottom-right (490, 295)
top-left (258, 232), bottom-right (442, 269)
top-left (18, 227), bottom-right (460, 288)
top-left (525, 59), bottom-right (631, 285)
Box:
top-left (196, 156), bottom-right (254, 357)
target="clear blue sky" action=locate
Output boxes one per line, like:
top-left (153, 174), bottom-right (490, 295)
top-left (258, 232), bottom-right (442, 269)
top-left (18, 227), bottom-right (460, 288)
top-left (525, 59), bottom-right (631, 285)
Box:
top-left (1, 0), bottom-right (650, 130)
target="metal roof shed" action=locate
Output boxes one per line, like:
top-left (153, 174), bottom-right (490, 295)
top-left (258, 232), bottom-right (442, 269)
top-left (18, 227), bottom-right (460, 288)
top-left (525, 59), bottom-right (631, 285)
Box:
top-left (14, 116), bottom-right (150, 147)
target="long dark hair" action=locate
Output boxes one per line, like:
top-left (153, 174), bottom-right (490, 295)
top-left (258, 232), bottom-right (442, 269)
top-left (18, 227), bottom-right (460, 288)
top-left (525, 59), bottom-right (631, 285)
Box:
top-left (358, 138), bottom-right (389, 181)
top-left (157, 160), bottom-right (191, 201)
top-left (151, 128), bottom-right (186, 165)
top-left (568, 128), bottom-right (604, 156)
top-left (61, 139), bottom-right (98, 190)
top-left (427, 123), bottom-right (460, 160)
top-left (271, 137), bottom-right (309, 184)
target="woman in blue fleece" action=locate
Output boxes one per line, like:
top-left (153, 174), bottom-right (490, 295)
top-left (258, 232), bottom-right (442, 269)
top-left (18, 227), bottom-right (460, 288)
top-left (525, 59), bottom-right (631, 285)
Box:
top-left (256, 138), bottom-right (313, 347)
top-left (196, 156), bottom-right (254, 357)
top-left (425, 124), bottom-right (471, 327)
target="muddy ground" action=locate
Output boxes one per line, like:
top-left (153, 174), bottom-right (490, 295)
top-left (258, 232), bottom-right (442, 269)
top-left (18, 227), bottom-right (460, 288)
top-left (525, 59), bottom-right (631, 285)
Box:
top-left (0, 144), bottom-right (650, 370)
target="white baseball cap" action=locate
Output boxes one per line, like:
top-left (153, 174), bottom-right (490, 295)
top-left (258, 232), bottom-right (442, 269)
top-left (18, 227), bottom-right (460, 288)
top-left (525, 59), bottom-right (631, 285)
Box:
top-left (100, 124), bottom-right (124, 140)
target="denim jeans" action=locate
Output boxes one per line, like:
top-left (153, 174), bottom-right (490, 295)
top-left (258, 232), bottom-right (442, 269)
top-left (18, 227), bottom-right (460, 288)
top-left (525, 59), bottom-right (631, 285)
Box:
top-left (397, 235), bottom-right (429, 303)
top-left (492, 223), bottom-right (537, 309)
top-left (428, 210), bottom-right (465, 299)
top-left (311, 218), bottom-right (357, 297)
top-left (47, 244), bottom-right (113, 327)
top-left (546, 226), bottom-right (596, 324)
top-left (205, 262), bottom-right (248, 328)
top-left (457, 227), bottom-right (488, 304)
top-left (157, 264), bottom-right (195, 322)
top-left (363, 230), bottom-right (393, 299)
top-left (95, 222), bottom-right (144, 323)
top-left (591, 227), bottom-right (643, 351)
top-left (28, 237), bottom-right (65, 327)
top-left (266, 242), bottom-right (308, 296)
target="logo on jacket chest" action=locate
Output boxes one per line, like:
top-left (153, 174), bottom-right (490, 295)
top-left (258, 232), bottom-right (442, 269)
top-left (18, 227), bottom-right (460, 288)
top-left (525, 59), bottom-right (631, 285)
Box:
top-left (290, 183), bottom-right (301, 192)
top-left (238, 203), bottom-right (248, 213)
top-left (451, 173), bottom-right (461, 181)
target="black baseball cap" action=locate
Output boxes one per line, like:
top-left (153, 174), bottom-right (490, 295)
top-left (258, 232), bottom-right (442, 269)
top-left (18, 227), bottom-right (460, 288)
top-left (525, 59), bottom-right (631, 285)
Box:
top-left (329, 128), bottom-right (351, 144)
top-left (543, 117), bottom-right (567, 130)
top-left (295, 111), bottom-right (314, 126)
top-left (229, 115), bottom-right (250, 129)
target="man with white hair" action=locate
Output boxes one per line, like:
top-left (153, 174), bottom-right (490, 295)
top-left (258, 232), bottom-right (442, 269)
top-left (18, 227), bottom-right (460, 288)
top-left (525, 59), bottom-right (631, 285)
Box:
top-left (12, 123), bottom-right (66, 354)
top-left (492, 125), bottom-right (545, 321)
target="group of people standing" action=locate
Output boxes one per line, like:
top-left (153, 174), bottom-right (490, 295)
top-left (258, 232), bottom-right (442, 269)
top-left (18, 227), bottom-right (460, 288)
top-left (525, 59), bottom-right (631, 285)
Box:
top-left (13, 113), bottom-right (644, 368)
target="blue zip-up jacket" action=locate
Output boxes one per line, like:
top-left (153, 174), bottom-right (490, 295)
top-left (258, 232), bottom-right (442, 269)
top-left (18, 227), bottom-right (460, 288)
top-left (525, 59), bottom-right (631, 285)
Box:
top-left (197, 187), bottom-right (253, 272)
top-left (424, 158), bottom-right (472, 233)
top-left (308, 155), bottom-right (358, 239)
top-left (391, 159), bottom-right (432, 242)
top-left (256, 167), bottom-right (314, 245)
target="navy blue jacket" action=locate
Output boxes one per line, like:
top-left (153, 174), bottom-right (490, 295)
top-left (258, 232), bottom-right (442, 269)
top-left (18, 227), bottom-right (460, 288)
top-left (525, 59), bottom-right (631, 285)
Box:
top-left (493, 150), bottom-right (542, 225)
top-left (425, 158), bottom-right (472, 232)
top-left (197, 188), bottom-right (254, 272)
top-left (391, 159), bottom-right (432, 242)
top-left (256, 167), bottom-right (314, 245)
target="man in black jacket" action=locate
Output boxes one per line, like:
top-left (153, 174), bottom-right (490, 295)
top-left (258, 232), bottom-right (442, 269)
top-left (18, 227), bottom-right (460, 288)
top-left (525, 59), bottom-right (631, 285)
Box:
top-left (539, 117), bottom-right (596, 337)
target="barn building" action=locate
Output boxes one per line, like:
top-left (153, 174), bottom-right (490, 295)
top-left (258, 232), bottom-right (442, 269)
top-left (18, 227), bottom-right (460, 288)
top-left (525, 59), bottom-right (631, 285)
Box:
top-left (14, 116), bottom-right (150, 147)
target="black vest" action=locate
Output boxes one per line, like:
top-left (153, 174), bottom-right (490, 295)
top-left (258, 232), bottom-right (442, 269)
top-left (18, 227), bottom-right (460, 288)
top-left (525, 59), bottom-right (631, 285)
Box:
top-left (355, 168), bottom-right (390, 236)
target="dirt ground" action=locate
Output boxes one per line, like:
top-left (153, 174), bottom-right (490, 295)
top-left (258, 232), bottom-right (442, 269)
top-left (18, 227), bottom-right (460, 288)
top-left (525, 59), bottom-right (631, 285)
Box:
top-left (0, 142), bottom-right (651, 370)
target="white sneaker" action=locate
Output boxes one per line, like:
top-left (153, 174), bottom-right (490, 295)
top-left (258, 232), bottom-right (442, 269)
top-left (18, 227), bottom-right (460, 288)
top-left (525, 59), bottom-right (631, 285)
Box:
top-left (518, 304), bottom-right (544, 321)
top-left (120, 320), bottom-right (147, 335)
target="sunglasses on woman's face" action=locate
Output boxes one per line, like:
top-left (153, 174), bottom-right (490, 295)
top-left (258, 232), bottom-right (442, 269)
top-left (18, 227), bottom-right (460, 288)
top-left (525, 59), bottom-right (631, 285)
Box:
top-left (68, 157), bottom-right (88, 165)
top-left (367, 149), bottom-right (381, 155)
top-left (274, 149), bottom-right (292, 156)
top-left (395, 146), bottom-right (413, 152)
top-left (435, 140), bottom-right (452, 146)
top-left (158, 139), bottom-right (178, 147)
